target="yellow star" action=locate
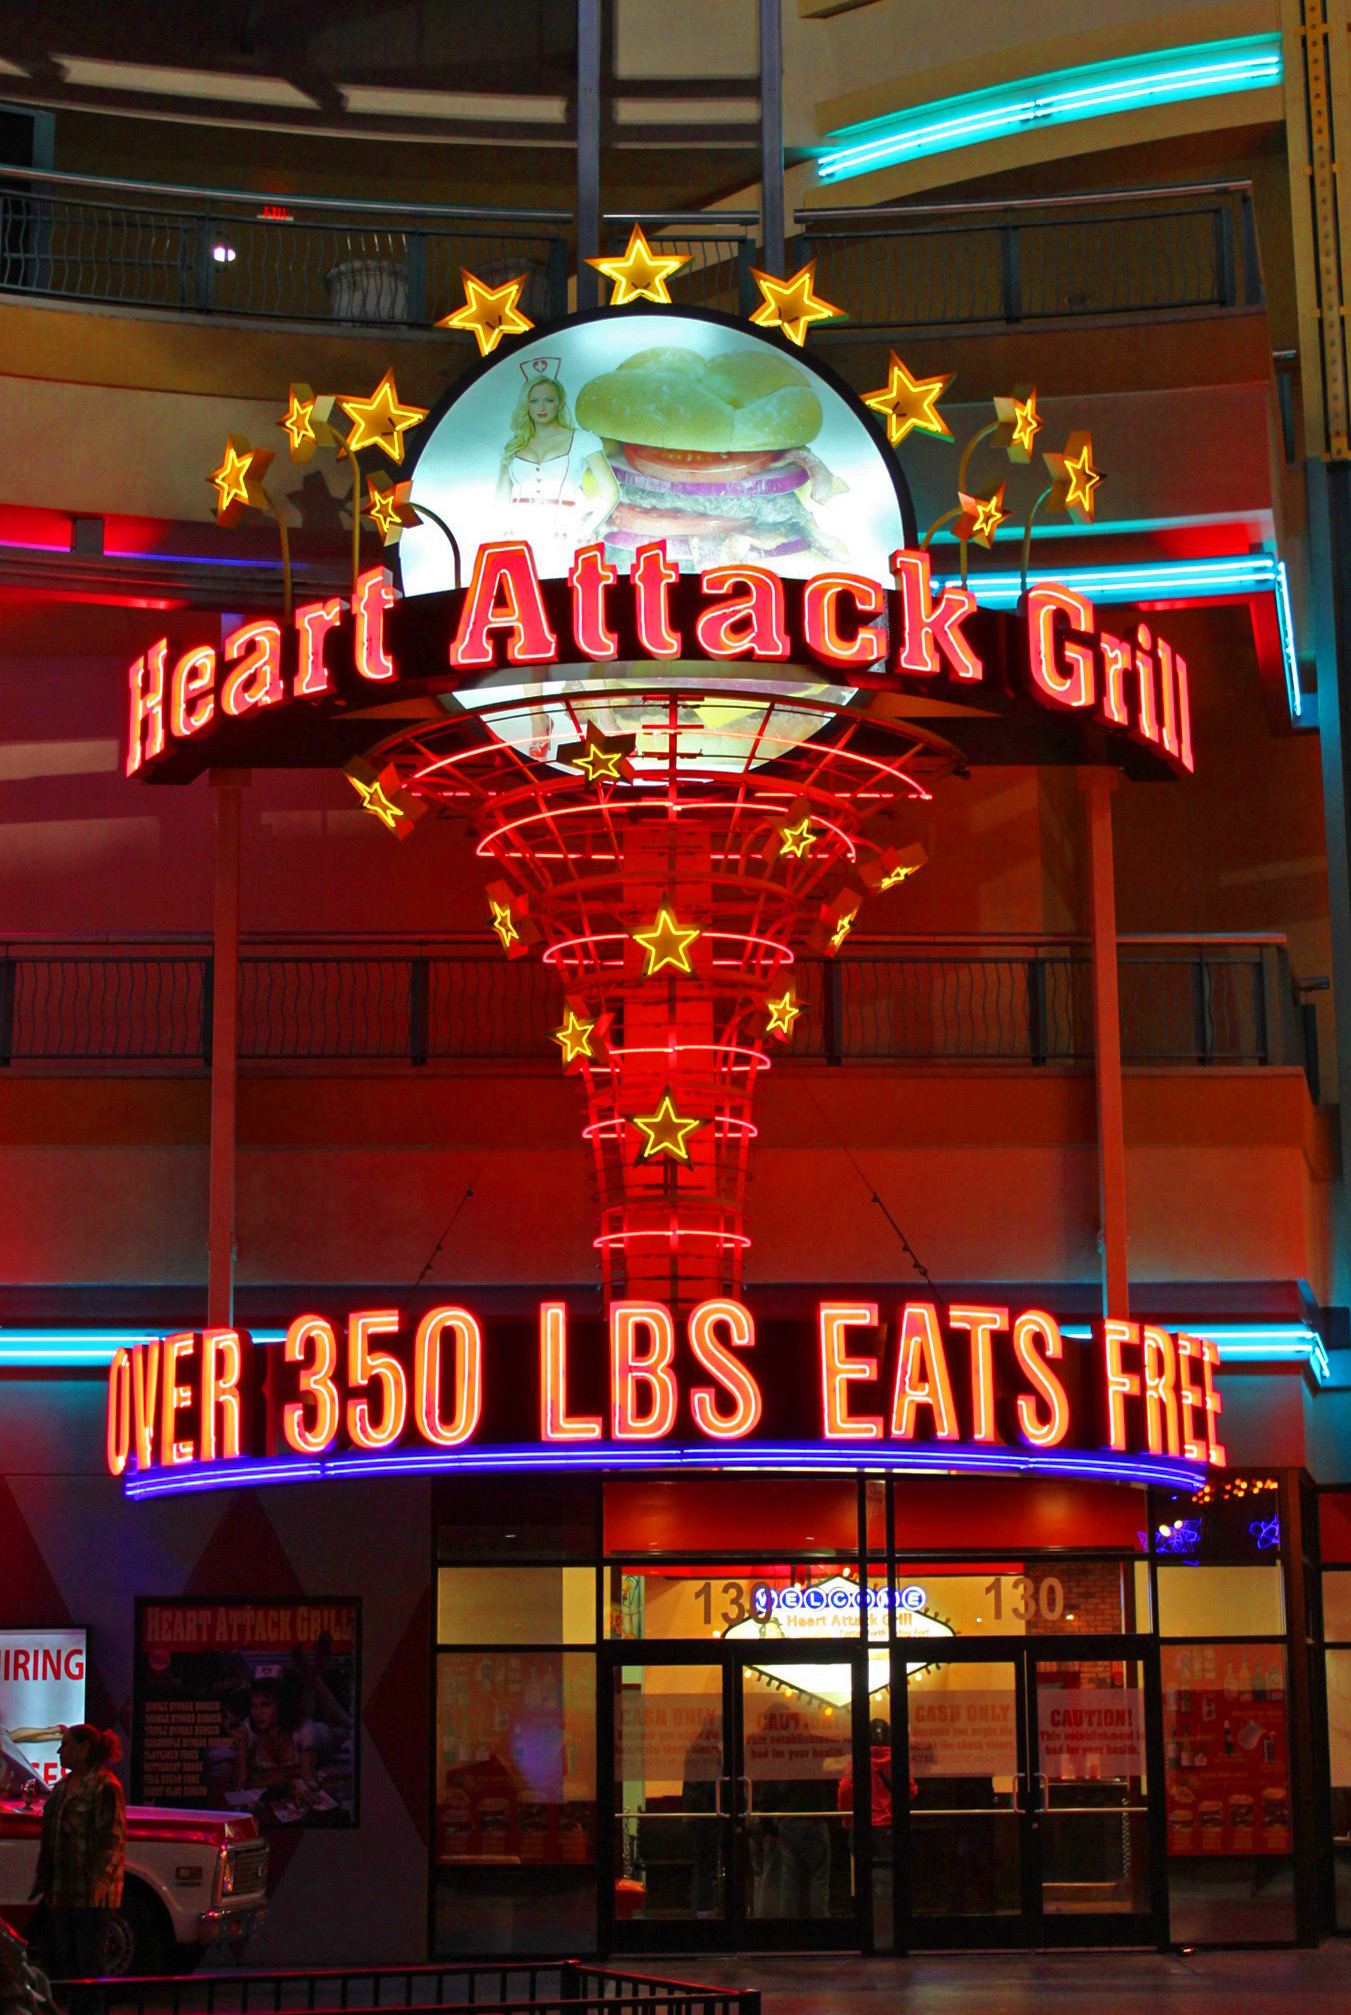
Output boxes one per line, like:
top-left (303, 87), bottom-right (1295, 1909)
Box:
top-left (551, 1009), bottom-right (596, 1064)
top-left (578, 744), bottom-right (622, 783)
top-left (339, 369), bottom-right (428, 465)
top-left (632, 1091), bottom-right (701, 1164)
top-left (632, 903), bottom-right (701, 977)
top-left (879, 863), bottom-right (918, 891)
top-left (778, 816), bottom-right (816, 859)
top-left (766, 990), bottom-right (802, 1039)
top-left (830, 905), bottom-right (858, 952)
top-left (1044, 431), bottom-right (1102, 525)
top-left (490, 899), bottom-right (519, 952)
top-left (208, 436), bottom-right (273, 526)
top-left (748, 259), bottom-right (843, 346)
top-left (587, 225), bottom-right (690, 307)
top-left (437, 269), bottom-right (534, 357)
top-left (280, 387), bottom-right (317, 458)
top-left (955, 484), bottom-right (1007, 550)
top-left (994, 385), bottom-right (1041, 461)
top-left (364, 477), bottom-right (420, 544)
top-left (348, 772), bottom-right (403, 833)
top-left (863, 355), bottom-right (954, 446)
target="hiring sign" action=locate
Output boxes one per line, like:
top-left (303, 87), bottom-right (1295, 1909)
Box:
top-left (0, 1630), bottom-right (87, 1785)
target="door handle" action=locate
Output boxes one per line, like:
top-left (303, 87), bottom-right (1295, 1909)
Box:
top-left (714, 1775), bottom-right (732, 1814)
top-left (1012, 1770), bottom-right (1028, 1813)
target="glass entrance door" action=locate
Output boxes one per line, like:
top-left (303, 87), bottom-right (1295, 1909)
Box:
top-left (607, 1647), bottom-right (866, 1950)
top-left (899, 1640), bottom-right (1161, 1949)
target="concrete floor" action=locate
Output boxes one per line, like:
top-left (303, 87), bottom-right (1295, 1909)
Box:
top-left (675, 1946), bottom-right (1351, 2012)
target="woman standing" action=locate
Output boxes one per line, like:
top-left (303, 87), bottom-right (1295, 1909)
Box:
top-left (31, 1726), bottom-right (125, 1998)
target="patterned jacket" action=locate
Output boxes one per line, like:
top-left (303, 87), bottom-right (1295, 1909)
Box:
top-left (35, 1769), bottom-right (126, 1909)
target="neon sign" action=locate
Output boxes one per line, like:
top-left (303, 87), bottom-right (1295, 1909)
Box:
top-left (125, 546), bottom-right (1194, 784)
top-left (107, 1298), bottom-right (1223, 1499)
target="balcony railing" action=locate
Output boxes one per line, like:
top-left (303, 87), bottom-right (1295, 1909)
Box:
top-left (0, 166), bottom-right (1262, 335)
top-left (0, 935), bottom-right (1317, 1090)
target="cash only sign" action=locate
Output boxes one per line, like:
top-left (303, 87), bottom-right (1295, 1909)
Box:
top-left (107, 1299), bottom-right (1225, 1498)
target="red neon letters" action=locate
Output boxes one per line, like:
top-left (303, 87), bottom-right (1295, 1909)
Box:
top-left (106, 1299), bottom-right (1225, 1475)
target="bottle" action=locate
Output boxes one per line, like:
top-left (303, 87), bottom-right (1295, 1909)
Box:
top-left (1167, 1734), bottom-right (1181, 1769)
top-left (1179, 1650), bottom-right (1193, 1682)
top-left (1224, 1661), bottom-right (1238, 1701)
top-left (1269, 1663), bottom-right (1284, 1700)
top-left (1238, 1657), bottom-right (1252, 1702)
top-left (1180, 1738), bottom-right (1193, 1768)
top-left (1179, 1685), bottom-right (1192, 1714)
top-left (1223, 1719), bottom-right (1235, 1757)
top-left (1204, 1647), bottom-right (1217, 1684)
top-left (1253, 1666), bottom-right (1266, 1703)
top-left (1060, 1746), bottom-right (1074, 1780)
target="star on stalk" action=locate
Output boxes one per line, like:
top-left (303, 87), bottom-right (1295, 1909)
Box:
top-left (632, 903), bottom-right (701, 977)
top-left (632, 1090), bottom-right (701, 1164)
top-left (364, 476), bottom-right (420, 544)
top-left (344, 758), bottom-right (424, 839)
top-left (339, 369), bottom-right (428, 464)
top-left (489, 899), bottom-right (519, 952)
top-left (830, 906), bottom-right (858, 951)
top-left (993, 384), bottom-right (1041, 462)
top-left (778, 815), bottom-right (816, 859)
top-left (765, 990), bottom-right (802, 1039)
top-left (955, 484), bottom-right (1007, 550)
top-left (1044, 431), bottom-right (1102, 524)
top-left (748, 259), bottom-right (843, 345)
top-left (348, 773), bottom-right (402, 832)
top-left (863, 354), bottom-right (954, 446)
top-left (559, 723), bottom-right (637, 786)
top-left (587, 224), bottom-right (690, 306)
top-left (551, 1008), bottom-right (597, 1065)
top-left (861, 842), bottom-right (927, 895)
top-left (208, 436), bottom-right (274, 526)
top-left (278, 384), bottom-right (338, 462)
top-left (437, 269), bottom-right (534, 356)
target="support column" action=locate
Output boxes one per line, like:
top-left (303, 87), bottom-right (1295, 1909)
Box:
top-left (207, 770), bottom-right (247, 1328)
top-left (575, 0), bottom-right (602, 311)
top-left (1080, 768), bottom-right (1129, 1317)
top-left (1309, 459), bottom-right (1351, 1297)
top-left (758, 0), bottom-right (785, 276)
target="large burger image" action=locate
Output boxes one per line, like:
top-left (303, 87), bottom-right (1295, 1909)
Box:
top-left (574, 345), bottom-right (848, 570)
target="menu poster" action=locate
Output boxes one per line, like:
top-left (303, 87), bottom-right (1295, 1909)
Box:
top-left (133, 1600), bottom-right (359, 1828)
top-left (1162, 1643), bottom-right (1291, 1856)
top-left (437, 1653), bottom-right (595, 1865)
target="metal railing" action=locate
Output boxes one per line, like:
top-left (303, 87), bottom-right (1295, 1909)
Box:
top-left (0, 162), bottom-right (571, 328)
top-left (0, 165), bottom-right (1262, 336)
top-left (0, 935), bottom-right (1317, 1087)
top-left (83, 1962), bottom-right (758, 2015)
top-left (795, 180), bottom-right (1264, 331)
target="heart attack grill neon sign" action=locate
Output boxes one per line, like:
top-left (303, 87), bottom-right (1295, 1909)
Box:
top-left (108, 1296), bottom-right (1224, 1499)
top-left (124, 542), bottom-right (1195, 784)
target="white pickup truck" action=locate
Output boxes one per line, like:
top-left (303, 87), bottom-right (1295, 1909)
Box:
top-left (0, 1735), bottom-right (268, 1975)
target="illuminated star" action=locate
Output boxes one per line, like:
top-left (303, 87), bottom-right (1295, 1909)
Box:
top-left (994, 384), bottom-right (1041, 461)
top-left (778, 816), bottom-right (816, 859)
top-left (208, 436), bottom-right (274, 526)
top-left (489, 899), bottom-right (519, 952)
top-left (339, 369), bottom-right (428, 465)
top-left (280, 387), bottom-right (317, 457)
top-left (348, 772), bottom-right (403, 833)
top-left (551, 1009), bottom-right (597, 1065)
top-left (437, 269), bottom-right (534, 356)
top-left (632, 1090), bottom-right (701, 1164)
top-left (955, 484), bottom-right (1007, 550)
top-left (1044, 431), bottom-right (1102, 524)
top-left (830, 905), bottom-right (858, 952)
top-left (863, 354), bottom-right (953, 446)
top-left (587, 225), bottom-right (690, 307)
top-left (766, 990), bottom-right (802, 1039)
top-left (748, 260), bottom-right (843, 346)
top-left (632, 903), bottom-right (701, 977)
top-left (560, 724), bottom-right (636, 786)
top-left (364, 476), bottom-right (419, 544)
top-left (879, 862), bottom-right (918, 891)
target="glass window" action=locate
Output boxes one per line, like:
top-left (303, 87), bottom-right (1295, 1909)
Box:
top-left (1326, 1648), bottom-right (1351, 1929)
top-left (609, 1565), bottom-right (866, 1643)
top-left (871, 1563), bottom-right (1131, 1641)
top-left (605, 1476), bottom-right (857, 1553)
top-left (435, 1651), bottom-right (596, 1865)
top-left (438, 1567), bottom-right (596, 1645)
top-left (1161, 1643), bottom-right (1291, 1901)
top-left (1322, 1491), bottom-right (1351, 1566)
top-left (1324, 1571), bottom-right (1351, 1642)
top-left (1156, 1567), bottom-right (1284, 1639)
top-left (1152, 1476), bottom-right (1281, 1564)
top-left (436, 1474), bottom-right (597, 1561)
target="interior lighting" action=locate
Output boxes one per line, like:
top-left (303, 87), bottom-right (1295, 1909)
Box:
top-left (1060, 1319), bottom-right (1328, 1381)
top-left (817, 35), bottom-right (1283, 183)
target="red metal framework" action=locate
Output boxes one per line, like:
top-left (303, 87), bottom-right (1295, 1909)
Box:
top-left (373, 675), bottom-right (958, 1310)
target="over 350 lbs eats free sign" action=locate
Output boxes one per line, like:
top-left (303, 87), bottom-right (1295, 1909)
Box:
top-left (108, 1297), bottom-right (1224, 1497)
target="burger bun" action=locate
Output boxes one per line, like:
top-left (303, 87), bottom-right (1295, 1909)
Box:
top-left (576, 343), bottom-right (823, 451)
